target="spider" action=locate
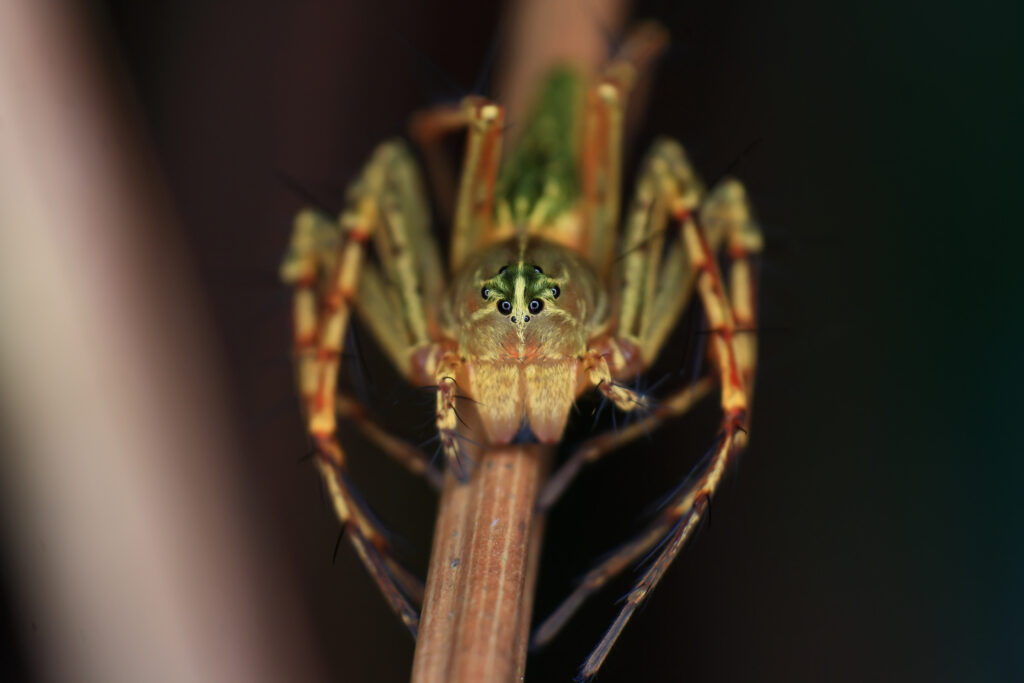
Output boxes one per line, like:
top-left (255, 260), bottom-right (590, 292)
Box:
top-left (280, 21), bottom-right (762, 680)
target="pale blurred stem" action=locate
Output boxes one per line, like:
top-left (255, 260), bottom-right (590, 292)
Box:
top-left (0, 3), bottom-right (321, 682)
top-left (410, 1), bottom-right (626, 681)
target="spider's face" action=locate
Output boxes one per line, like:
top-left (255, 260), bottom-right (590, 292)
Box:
top-left (447, 238), bottom-right (604, 363)
top-left (480, 262), bottom-right (561, 337)
top-left (442, 238), bottom-right (607, 443)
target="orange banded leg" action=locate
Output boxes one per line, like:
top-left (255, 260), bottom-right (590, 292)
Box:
top-left (701, 178), bottom-right (763, 394)
top-left (565, 181), bottom-right (754, 677)
top-left (582, 21), bottom-right (669, 275)
top-left (538, 149), bottom-right (757, 677)
top-left (282, 146), bottom-right (431, 635)
top-left (280, 209), bottom-right (338, 405)
top-left (450, 97), bottom-right (506, 271)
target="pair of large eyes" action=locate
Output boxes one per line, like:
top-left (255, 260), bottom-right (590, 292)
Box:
top-left (481, 286), bottom-right (560, 315)
top-left (495, 299), bottom-right (541, 315)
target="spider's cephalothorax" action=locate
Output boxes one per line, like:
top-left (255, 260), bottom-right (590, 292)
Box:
top-left (441, 239), bottom-right (607, 444)
top-left (281, 21), bottom-right (762, 679)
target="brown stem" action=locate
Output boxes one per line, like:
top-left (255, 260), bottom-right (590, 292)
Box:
top-left (411, 444), bottom-right (551, 682)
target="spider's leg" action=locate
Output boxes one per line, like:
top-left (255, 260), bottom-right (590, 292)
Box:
top-left (617, 139), bottom-right (704, 364)
top-left (531, 488), bottom-right (709, 652)
top-left (581, 21), bottom-right (669, 276)
top-left (451, 97), bottom-right (505, 271)
top-left (411, 99), bottom-right (507, 481)
top-left (540, 140), bottom-right (762, 676)
top-left (363, 140), bottom-right (444, 349)
top-left (411, 96), bottom-right (506, 272)
top-left (282, 143), bottom-right (447, 635)
top-left (408, 101), bottom-right (467, 222)
top-left (538, 376), bottom-right (715, 510)
top-left (576, 154), bottom-right (759, 677)
top-left (577, 495), bottom-right (710, 678)
top-left (553, 142), bottom-right (708, 503)
top-left (337, 141), bottom-right (469, 486)
top-left (532, 420), bottom-right (741, 674)
top-left (432, 349), bottom-right (471, 481)
top-left (701, 177), bottom-right (763, 394)
top-left (315, 443), bottom-right (423, 625)
top-left (335, 393), bottom-right (443, 490)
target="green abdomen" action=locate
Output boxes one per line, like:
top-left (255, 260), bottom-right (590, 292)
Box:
top-left (495, 67), bottom-right (584, 225)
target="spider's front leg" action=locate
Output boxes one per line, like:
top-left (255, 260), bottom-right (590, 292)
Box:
top-left (281, 141), bottom-right (450, 635)
top-left (535, 140), bottom-right (763, 679)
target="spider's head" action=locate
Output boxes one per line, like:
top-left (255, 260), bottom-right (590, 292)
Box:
top-left (480, 263), bottom-right (561, 339)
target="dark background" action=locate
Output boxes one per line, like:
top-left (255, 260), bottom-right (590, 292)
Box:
top-left (5, 1), bottom-right (1020, 681)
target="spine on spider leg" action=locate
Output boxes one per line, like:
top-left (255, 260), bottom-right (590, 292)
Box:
top-left (411, 440), bottom-right (551, 683)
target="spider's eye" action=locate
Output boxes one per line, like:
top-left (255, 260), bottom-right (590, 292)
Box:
top-left (497, 300), bottom-right (512, 315)
top-left (529, 299), bottom-right (544, 314)
top-left (533, 265), bottom-right (543, 274)
top-left (481, 287), bottom-right (490, 299)
top-left (551, 285), bottom-right (560, 299)
top-left (498, 266), bottom-right (508, 275)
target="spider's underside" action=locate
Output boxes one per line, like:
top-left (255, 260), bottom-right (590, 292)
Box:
top-left (280, 22), bottom-right (762, 679)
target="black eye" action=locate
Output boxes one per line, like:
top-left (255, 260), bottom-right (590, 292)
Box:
top-left (533, 265), bottom-right (543, 274)
top-left (497, 300), bottom-right (512, 315)
top-left (529, 299), bottom-right (544, 313)
top-left (498, 266), bottom-right (508, 275)
top-left (551, 285), bottom-right (560, 298)
top-left (481, 287), bottom-right (490, 299)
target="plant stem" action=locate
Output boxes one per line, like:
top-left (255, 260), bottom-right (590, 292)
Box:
top-left (411, 444), bottom-right (551, 683)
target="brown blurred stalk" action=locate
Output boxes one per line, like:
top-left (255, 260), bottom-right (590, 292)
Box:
top-left (410, 1), bottom-right (625, 681)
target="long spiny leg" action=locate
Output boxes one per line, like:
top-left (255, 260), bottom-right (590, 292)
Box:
top-left (617, 139), bottom-right (704, 363)
top-left (281, 143), bottom-right (441, 635)
top-left (450, 97), bottom-right (505, 271)
top-left (575, 157), bottom-right (755, 677)
top-left (581, 21), bottom-right (669, 275)
top-left (536, 140), bottom-right (759, 676)
top-left (408, 101), bottom-right (467, 222)
top-left (557, 143), bottom-right (707, 500)
top-left (334, 141), bottom-right (465, 489)
top-left (344, 140), bottom-right (444, 378)
top-left (578, 495), bottom-right (710, 677)
top-left (542, 176), bottom-right (762, 511)
top-left (335, 394), bottom-right (443, 490)
top-left (314, 443), bottom-right (421, 632)
top-left (701, 178), bottom-right (763, 394)
top-left (560, 147), bottom-right (704, 498)
top-left (368, 141), bottom-right (444, 346)
top-left (410, 99), bottom-right (506, 480)
top-left (537, 376), bottom-right (715, 510)
top-left (531, 479), bottom-right (712, 652)
top-left (281, 209), bottom-right (337, 408)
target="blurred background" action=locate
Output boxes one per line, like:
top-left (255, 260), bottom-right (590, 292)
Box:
top-left (0, 0), bottom-right (1020, 681)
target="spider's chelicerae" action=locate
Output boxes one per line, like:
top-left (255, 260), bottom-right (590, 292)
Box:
top-left (280, 22), bottom-right (762, 679)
